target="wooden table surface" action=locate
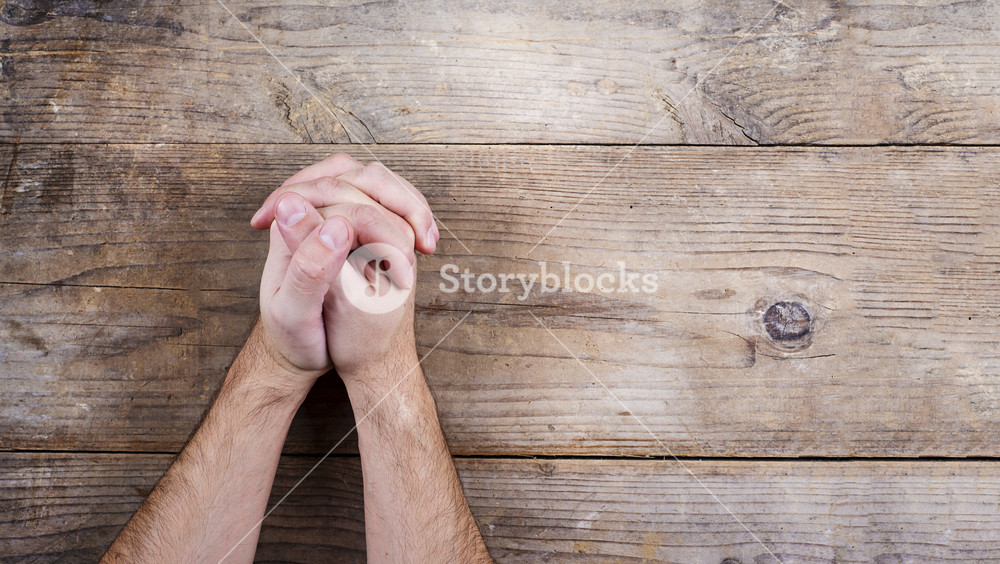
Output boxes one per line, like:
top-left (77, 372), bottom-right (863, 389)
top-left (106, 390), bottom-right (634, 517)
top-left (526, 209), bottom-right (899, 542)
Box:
top-left (2, 1), bottom-right (999, 562)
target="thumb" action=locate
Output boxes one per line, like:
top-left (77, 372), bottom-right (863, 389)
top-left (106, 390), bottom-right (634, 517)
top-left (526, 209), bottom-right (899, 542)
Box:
top-left (272, 216), bottom-right (352, 325)
top-left (274, 192), bottom-right (325, 255)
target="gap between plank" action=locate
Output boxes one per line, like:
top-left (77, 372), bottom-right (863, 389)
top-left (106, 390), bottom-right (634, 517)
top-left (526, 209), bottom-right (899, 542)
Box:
top-left (6, 448), bottom-right (1000, 463)
top-left (3, 142), bottom-right (1000, 148)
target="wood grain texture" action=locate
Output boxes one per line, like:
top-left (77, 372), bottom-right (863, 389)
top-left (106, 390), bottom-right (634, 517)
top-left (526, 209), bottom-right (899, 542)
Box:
top-left (0, 145), bottom-right (11, 216)
top-left (2, 144), bottom-right (999, 457)
top-left (3, 453), bottom-right (1000, 563)
top-left (2, 0), bottom-right (1000, 143)
top-left (0, 453), bottom-right (365, 563)
top-left (0, 282), bottom-right (359, 453)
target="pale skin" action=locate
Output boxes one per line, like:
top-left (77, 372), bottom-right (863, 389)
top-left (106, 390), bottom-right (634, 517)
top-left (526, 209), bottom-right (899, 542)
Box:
top-left (102, 155), bottom-right (492, 563)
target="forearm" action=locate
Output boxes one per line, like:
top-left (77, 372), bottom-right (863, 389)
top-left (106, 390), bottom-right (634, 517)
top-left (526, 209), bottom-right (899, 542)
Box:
top-left (103, 323), bottom-right (308, 563)
top-left (345, 352), bottom-right (492, 564)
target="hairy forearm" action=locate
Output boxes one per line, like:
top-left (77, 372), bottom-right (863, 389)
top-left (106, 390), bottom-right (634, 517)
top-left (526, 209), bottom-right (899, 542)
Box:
top-left (344, 351), bottom-right (492, 564)
top-left (103, 323), bottom-right (307, 564)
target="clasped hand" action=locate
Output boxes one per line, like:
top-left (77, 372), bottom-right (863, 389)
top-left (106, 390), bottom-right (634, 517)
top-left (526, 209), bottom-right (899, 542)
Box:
top-left (248, 154), bottom-right (439, 396)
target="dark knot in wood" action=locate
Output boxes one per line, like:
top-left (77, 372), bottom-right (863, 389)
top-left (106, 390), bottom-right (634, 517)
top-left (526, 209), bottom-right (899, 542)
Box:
top-left (764, 301), bottom-right (811, 341)
top-left (0, 1), bottom-right (47, 25)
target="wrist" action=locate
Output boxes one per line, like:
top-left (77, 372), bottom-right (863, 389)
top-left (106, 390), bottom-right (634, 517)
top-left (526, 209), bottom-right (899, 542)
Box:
top-left (341, 345), bottom-right (422, 407)
top-left (227, 323), bottom-right (319, 411)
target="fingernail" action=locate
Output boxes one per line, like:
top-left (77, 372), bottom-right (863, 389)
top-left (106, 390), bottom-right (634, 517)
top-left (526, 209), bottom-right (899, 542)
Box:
top-left (276, 196), bottom-right (306, 226)
top-left (430, 221), bottom-right (439, 242)
top-left (319, 219), bottom-right (350, 250)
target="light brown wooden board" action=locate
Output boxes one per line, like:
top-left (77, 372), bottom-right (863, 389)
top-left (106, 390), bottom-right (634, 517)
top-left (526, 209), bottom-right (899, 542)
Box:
top-left (2, 144), bottom-right (999, 457)
top-left (2, 0), bottom-right (1000, 144)
top-left (3, 453), bottom-right (1000, 563)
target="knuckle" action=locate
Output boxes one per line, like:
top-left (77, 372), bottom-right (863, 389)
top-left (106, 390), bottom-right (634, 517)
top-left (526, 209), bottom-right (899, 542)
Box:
top-left (291, 255), bottom-right (328, 285)
top-left (314, 175), bottom-right (341, 195)
top-left (363, 161), bottom-right (388, 174)
top-left (362, 162), bottom-right (391, 183)
top-left (329, 152), bottom-right (358, 168)
top-left (351, 203), bottom-right (381, 228)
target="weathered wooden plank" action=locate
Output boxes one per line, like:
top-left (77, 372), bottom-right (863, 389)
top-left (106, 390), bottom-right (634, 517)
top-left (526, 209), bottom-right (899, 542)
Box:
top-left (2, 144), bottom-right (999, 456)
top-left (2, 0), bottom-right (1000, 143)
top-left (0, 282), bottom-right (358, 453)
top-left (468, 458), bottom-right (1000, 563)
top-left (3, 453), bottom-right (1000, 563)
top-left (0, 453), bottom-right (364, 563)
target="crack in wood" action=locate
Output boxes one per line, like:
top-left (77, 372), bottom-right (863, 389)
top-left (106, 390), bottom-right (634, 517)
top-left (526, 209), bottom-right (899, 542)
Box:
top-left (0, 142), bottom-right (18, 216)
